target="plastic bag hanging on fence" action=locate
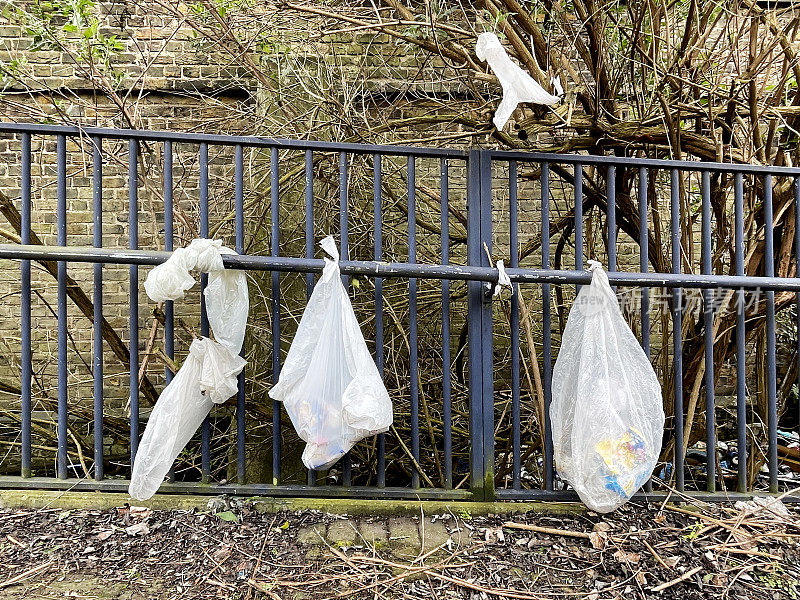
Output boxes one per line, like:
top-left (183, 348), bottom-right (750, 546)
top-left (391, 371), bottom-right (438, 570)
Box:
top-left (129, 239), bottom-right (248, 501)
top-left (269, 236), bottom-right (392, 470)
top-left (550, 261), bottom-right (664, 513)
top-left (475, 32), bottom-right (561, 130)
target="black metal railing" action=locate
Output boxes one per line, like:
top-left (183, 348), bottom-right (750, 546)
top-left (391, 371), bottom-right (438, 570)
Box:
top-left (0, 122), bottom-right (797, 501)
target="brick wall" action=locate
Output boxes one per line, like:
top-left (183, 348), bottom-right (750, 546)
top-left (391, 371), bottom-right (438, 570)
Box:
top-left (0, 1), bottom-right (259, 475)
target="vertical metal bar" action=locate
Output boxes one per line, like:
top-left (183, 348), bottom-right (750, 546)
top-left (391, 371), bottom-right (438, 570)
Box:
top-left (339, 152), bottom-right (349, 272)
top-left (574, 164), bottom-right (583, 276)
top-left (467, 151), bottom-right (487, 499)
top-left (199, 142), bottom-right (210, 483)
top-left (163, 142), bottom-right (174, 377)
top-left (734, 173), bottom-right (748, 492)
top-left (541, 162), bottom-right (554, 491)
top-left (408, 155), bottom-right (420, 489)
top-left (701, 170), bottom-right (716, 491)
top-left (338, 151), bottom-right (351, 486)
top-left (163, 140), bottom-right (175, 483)
top-left (129, 140), bottom-right (139, 468)
top-left (305, 149), bottom-right (315, 487)
top-left (441, 157), bottom-right (452, 490)
top-left (56, 134), bottom-right (68, 479)
top-left (671, 169), bottom-right (685, 492)
top-left (510, 160), bottom-right (520, 491)
top-left (479, 153), bottom-right (495, 501)
top-left (305, 150), bottom-right (314, 298)
top-left (92, 137), bottom-right (104, 481)
top-left (638, 166), bottom-right (652, 492)
top-left (639, 167), bottom-right (651, 356)
top-left (235, 144), bottom-right (246, 485)
top-left (20, 132), bottom-right (31, 479)
top-left (796, 178), bottom-right (800, 462)
top-left (271, 146), bottom-right (281, 485)
top-left (763, 174), bottom-right (778, 492)
top-left (607, 165), bottom-right (616, 272)
top-left (375, 153), bottom-right (386, 488)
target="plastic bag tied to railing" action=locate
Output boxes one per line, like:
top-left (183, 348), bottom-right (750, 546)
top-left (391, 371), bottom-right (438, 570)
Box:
top-left (129, 239), bottom-right (248, 501)
top-left (270, 236), bottom-right (393, 471)
top-left (475, 31), bottom-right (561, 130)
top-left (550, 261), bottom-right (664, 513)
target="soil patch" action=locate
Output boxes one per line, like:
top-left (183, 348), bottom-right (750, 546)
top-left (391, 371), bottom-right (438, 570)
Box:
top-left (0, 497), bottom-right (798, 598)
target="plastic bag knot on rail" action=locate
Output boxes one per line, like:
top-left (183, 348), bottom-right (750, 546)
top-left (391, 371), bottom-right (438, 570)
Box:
top-left (270, 235), bottom-right (393, 471)
top-left (475, 32), bottom-right (561, 130)
top-left (129, 238), bottom-right (248, 501)
top-left (144, 238), bottom-right (225, 302)
top-left (493, 260), bottom-right (513, 298)
top-left (587, 259), bottom-right (602, 272)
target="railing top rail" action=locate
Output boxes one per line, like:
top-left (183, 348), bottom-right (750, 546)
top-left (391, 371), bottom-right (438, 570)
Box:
top-left (0, 122), bottom-right (468, 158)
top-left (4, 122), bottom-right (800, 174)
top-left (487, 149), bottom-right (800, 176)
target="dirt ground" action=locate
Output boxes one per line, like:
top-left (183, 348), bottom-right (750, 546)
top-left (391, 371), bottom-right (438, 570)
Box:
top-left (0, 495), bottom-right (798, 599)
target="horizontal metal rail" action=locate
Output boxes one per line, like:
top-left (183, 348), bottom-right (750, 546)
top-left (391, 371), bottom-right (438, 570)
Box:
top-left (5, 122), bottom-right (800, 173)
top-left (490, 149), bottom-right (800, 176)
top-left (0, 476), bottom-right (472, 500)
top-left (2, 243), bottom-right (799, 291)
top-left (0, 122), bottom-right (466, 158)
top-left (0, 476), bottom-right (795, 503)
top-left (494, 488), bottom-right (800, 503)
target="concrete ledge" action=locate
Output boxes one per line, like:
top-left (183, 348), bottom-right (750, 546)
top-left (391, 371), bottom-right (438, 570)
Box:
top-left (0, 489), bottom-right (587, 516)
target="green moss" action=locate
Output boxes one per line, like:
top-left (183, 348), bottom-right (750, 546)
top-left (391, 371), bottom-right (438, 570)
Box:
top-left (484, 470), bottom-right (496, 502)
top-left (0, 489), bottom-right (587, 516)
top-left (250, 497), bottom-right (586, 517)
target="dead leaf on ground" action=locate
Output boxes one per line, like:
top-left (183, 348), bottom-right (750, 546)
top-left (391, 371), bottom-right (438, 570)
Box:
top-left (613, 549), bottom-right (641, 565)
top-left (129, 507), bottom-right (152, 520)
top-left (213, 545), bottom-right (232, 563)
top-left (483, 527), bottom-right (505, 544)
top-left (589, 531), bottom-right (607, 550)
top-left (125, 522), bottom-right (150, 536)
top-left (711, 573), bottom-right (728, 586)
top-left (662, 556), bottom-right (681, 568)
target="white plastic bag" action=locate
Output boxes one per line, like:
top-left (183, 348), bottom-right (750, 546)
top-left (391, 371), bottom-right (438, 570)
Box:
top-left (550, 261), bottom-right (664, 513)
top-left (475, 32), bottom-right (561, 130)
top-left (129, 239), bottom-right (248, 501)
top-left (269, 236), bottom-right (392, 470)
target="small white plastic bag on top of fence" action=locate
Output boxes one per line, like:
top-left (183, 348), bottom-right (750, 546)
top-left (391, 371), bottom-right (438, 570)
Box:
top-left (475, 32), bottom-right (561, 130)
top-left (129, 239), bottom-right (248, 501)
top-left (550, 261), bottom-right (664, 513)
top-left (269, 236), bottom-right (392, 470)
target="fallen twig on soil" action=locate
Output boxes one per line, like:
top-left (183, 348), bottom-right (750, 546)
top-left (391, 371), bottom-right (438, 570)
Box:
top-left (502, 521), bottom-right (591, 539)
top-left (650, 566), bottom-right (703, 592)
top-left (0, 560), bottom-right (53, 589)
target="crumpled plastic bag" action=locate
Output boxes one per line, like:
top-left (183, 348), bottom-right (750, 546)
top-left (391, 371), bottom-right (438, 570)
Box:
top-left (734, 496), bottom-right (790, 519)
top-left (129, 239), bottom-right (248, 501)
top-left (144, 239), bottom-right (248, 353)
top-left (550, 261), bottom-right (664, 513)
top-left (269, 236), bottom-right (392, 470)
top-left (475, 32), bottom-right (561, 129)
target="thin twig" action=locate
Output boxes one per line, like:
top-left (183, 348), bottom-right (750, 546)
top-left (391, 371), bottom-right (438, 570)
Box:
top-left (650, 566), bottom-right (703, 592)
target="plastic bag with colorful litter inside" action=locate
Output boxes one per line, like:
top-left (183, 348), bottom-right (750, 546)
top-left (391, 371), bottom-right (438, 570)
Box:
top-left (550, 261), bottom-right (664, 513)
